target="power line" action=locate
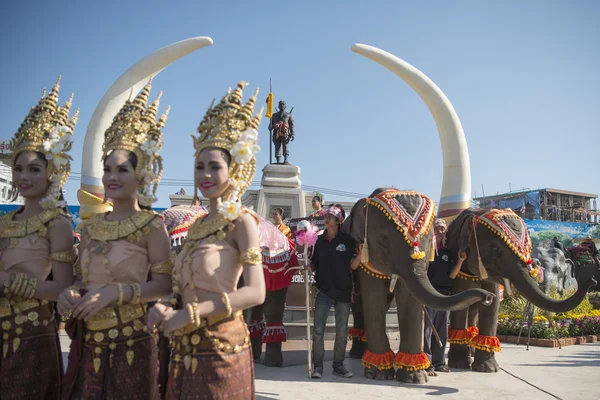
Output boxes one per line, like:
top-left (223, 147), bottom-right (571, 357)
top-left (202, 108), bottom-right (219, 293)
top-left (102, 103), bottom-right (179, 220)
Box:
top-left (67, 177), bottom-right (368, 198)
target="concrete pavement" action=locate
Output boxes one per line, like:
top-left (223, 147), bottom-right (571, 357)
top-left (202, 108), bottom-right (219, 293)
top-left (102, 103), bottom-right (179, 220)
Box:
top-left (59, 334), bottom-right (600, 399)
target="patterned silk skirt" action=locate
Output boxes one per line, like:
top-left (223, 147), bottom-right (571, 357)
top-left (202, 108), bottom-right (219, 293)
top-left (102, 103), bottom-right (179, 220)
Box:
top-left (63, 304), bottom-right (159, 400)
top-left (165, 314), bottom-right (255, 400)
top-left (0, 299), bottom-right (63, 400)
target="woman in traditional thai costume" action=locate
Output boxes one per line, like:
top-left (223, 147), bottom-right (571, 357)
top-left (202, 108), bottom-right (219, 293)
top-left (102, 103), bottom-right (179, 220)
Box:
top-left (0, 78), bottom-right (78, 399)
top-left (308, 195), bottom-right (326, 218)
top-left (58, 82), bottom-right (172, 399)
top-left (149, 82), bottom-right (266, 399)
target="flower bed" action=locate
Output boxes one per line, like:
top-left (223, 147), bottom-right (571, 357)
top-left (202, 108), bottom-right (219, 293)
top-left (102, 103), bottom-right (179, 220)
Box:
top-left (496, 310), bottom-right (600, 346)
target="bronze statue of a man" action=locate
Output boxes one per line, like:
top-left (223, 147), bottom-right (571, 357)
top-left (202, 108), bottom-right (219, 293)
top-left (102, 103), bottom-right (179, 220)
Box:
top-left (269, 100), bottom-right (294, 164)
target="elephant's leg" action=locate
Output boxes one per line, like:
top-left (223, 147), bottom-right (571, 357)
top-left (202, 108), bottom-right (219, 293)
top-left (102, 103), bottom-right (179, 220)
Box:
top-left (394, 281), bottom-right (429, 384)
top-left (471, 280), bottom-right (501, 373)
top-left (349, 270), bottom-right (367, 359)
top-left (248, 302), bottom-right (265, 360)
top-left (448, 278), bottom-right (479, 369)
top-left (359, 269), bottom-right (395, 380)
top-left (263, 287), bottom-right (289, 367)
top-left (467, 301), bottom-right (479, 358)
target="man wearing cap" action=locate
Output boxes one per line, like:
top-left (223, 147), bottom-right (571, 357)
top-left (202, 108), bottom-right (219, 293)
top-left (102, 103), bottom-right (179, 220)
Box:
top-left (424, 219), bottom-right (467, 376)
top-left (310, 206), bottom-right (361, 379)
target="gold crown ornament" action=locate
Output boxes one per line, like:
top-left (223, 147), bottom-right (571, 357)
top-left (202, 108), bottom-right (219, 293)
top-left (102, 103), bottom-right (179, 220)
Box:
top-left (193, 81), bottom-right (263, 220)
top-left (9, 76), bottom-right (79, 209)
top-left (102, 80), bottom-right (169, 207)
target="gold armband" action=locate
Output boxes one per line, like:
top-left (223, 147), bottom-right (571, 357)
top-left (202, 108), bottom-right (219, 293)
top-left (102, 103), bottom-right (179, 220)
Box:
top-left (116, 283), bottom-right (124, 306)
top-left (130, 283), bottom-right (141, 304)
top-left (239, 247), bottom-right (262, 265)
top-left (150, 260), bottom-right (173, 275)
top-left (24, 277), bottom-right (38, 299)
top-left (221, 292), bottom-right (232, 319)
top-left (51, 249), bottom-right (78, 265)
top-left (8, 273), bottom-right (37, 298)
top-left (186, 297), bottom-right (202, 327)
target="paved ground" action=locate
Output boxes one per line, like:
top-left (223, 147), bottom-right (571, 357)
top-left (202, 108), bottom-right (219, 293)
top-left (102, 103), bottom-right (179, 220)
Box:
top-left (60, 334), bottom-right (600, 399)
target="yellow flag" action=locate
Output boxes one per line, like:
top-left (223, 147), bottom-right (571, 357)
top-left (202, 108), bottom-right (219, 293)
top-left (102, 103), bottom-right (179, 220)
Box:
top-left (266, 92), bottom-right (274, 118)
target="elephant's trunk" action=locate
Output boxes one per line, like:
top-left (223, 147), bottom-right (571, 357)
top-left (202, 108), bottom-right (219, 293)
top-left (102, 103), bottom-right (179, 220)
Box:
top-left (399, 260), bottom-right (494, 311)
top-left (506, 264), bottom-right (596, 313)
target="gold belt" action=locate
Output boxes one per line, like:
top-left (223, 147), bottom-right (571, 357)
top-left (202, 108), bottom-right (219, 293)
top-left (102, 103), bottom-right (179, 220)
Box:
top-left (172, 310), bottom-right (243, 336)
top-left (170, 311), bottom-right (248, 377)
top-left (0, 297), bottom-right (47, 318)
top-left (1, 300), bottom-right (55, 359)
top-left (85, 303), bottom-right (146, 331)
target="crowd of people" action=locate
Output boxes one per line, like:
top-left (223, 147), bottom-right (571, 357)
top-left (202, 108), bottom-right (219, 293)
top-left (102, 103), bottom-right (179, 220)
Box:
top-left (3, 78), bottom-right (596, 399)
top-left (0, 79), bottom-right (266, 399)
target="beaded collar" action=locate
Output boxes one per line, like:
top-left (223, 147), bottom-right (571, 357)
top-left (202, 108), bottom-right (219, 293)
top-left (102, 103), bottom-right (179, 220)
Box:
top-left (84, 210), bottom-right (160, 242)
top-left (0, 208), bottom-right (64, 239)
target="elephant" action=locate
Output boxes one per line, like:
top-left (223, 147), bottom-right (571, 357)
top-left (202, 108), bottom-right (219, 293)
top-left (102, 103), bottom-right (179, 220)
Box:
top-left (344, 44), bottom-right (498, 383)
top-left (445, 208), bottom-right (598, 373)
top-left (246, 212), bottom-right (298, 367)
top-left (531, 246), bottom-right (577, 294)
top-left (347, 268), bottom-right (394, 360)
top-left (348, 188), bottom-right (494, 384)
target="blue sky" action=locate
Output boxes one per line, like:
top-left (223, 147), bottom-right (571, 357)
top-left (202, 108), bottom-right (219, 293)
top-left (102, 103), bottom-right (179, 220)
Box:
top-left (1, 0), bottom-right (598, 209)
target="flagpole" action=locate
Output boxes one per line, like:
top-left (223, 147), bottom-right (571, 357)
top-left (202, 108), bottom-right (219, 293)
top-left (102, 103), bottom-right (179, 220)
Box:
top-left (268, 78), bottom-right (273, 165)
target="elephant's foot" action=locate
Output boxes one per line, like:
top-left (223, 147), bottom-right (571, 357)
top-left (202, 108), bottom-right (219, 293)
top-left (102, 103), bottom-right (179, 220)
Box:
top-left (264, 342), bottom-right (284, 367)
top-left (251, 337), bottom-right (262, 360)
top-left (395, 368), bottom-right (428, 384)
top-left (364, 366), bottom-right (394, 380)
top-left (472, 350), bottom-right (500, 373)
top-left (448, 344), bottom-right (472, 370)
top-left (349, 339), bottom-right (367, 359)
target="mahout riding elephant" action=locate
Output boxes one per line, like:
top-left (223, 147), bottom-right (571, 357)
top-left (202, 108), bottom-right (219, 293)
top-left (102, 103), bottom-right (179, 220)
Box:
top-left (445, 208), bottom-right (598, 373)
top-left (348, 188), bottom-right (494, 383)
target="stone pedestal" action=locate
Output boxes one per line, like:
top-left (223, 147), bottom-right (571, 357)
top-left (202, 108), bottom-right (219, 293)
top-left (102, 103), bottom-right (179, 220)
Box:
top-left (255, 164), bottom-right (306, 219)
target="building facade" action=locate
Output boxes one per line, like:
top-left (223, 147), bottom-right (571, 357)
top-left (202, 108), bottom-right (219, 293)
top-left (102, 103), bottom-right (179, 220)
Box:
top-left (474, 188), bottom-right (598, 224)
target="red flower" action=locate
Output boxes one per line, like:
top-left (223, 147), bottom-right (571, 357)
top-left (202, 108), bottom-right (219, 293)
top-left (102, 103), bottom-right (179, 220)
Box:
top-left (413, 242), bottom-right (419, 247)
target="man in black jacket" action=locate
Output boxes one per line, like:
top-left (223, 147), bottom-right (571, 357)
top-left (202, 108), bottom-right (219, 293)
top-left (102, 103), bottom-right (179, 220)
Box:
top-left (424, 219), bottom-right (467, 376)
top-left (310, 206), bottom-right (361, 379)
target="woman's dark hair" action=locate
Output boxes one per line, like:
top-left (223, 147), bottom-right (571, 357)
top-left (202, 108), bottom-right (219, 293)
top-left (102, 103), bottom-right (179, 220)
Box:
top-left (274, 207), bottom-right (284, 218)
top-left (312, 195), bottom-right (323, 204)
top-left (127, 152), bottom-right (153, 211)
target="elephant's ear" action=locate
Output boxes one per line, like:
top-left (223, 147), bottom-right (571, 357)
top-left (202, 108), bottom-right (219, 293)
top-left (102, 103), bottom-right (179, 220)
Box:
top-left (349, 198), bottom-right (368, 243)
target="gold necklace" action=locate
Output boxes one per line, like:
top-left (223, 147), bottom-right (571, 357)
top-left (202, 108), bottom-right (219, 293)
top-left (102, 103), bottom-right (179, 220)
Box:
top-left (186, 216), bottom-right (235, 242)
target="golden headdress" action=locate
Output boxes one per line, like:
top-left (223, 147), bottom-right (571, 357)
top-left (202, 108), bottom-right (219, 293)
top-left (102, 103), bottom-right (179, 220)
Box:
top-left (192, 81), bottom-right (263, 219)
top-left (102, 80), bottom-right (168, 207)
top-left (10, 76), bottom-right (79, 209)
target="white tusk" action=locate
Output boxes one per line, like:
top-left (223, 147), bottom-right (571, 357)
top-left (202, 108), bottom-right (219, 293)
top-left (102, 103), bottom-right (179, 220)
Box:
top-left (351, 44), bottom-right (471, 220)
